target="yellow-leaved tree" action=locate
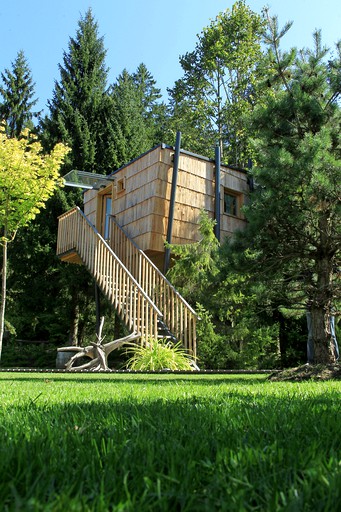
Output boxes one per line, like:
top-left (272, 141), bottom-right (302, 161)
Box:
top-left (0, 125), bottom-right (69, 360)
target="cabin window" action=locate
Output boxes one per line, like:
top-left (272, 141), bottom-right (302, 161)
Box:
top-left (224, 190), bottom-right (239, 217)
top-left (117, 177), bottom-right (126, 193)
top-left (103, 196), bottom-right (112, 239)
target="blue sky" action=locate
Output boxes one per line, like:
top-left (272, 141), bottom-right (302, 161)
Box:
top-left (1, 0), bottom-right (340, 116)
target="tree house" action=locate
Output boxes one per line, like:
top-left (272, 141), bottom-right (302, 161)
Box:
top-left (56, 140), bottom-right (249, 359)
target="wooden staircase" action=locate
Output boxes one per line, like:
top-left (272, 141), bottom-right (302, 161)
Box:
top-left (57, 207), bottom-right (197, 356)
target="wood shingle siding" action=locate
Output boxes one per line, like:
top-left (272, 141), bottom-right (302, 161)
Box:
top-left (83, 144), bottom-right (248, 263)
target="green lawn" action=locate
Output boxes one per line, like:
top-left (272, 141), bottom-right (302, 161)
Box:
top-left (0, 373), bottom-right (340, 511)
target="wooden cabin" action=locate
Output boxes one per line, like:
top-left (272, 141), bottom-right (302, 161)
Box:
top-left (83, 143), bottom-right (248, 267)
top-left (56, 142), bottom-right (249, 359)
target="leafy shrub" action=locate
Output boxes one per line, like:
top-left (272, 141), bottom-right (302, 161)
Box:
top-left (196, 306), bottom-right (241, 369)
top-left (125, 338), bottom-right (194, 371)
top-left (196, 305), bottom-right (282, 370)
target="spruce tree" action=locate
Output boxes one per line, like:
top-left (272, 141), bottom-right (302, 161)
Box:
top-left (110, 68), bottom-right (154, 164)
top-left (43, 8), bottom-right (121, 173)
top-left (109, 64), bottom-right (167, 165)
top-left (39, 8), bottom-right (120, 345)
top-left (9, 9), bottom-right (119, 348)
top-left (0, 50), bottom-right (38, 138)
top-left (133, 63), bottom-right (167, 146)
top-left (110, 69), bottom-right (144, 163)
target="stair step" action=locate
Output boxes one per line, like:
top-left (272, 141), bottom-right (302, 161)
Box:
top-left (157, 335), bottom-right (176, 341)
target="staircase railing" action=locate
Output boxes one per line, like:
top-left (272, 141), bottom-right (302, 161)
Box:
top-left (57, 207), bottom-right (161, 342)
top-left (108, 216), bottom-right (197, 356)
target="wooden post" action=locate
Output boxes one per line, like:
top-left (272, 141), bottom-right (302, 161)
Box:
top-left (164, 131), bottom-right (181, 274)
top-left (95, 283), bottom-right (101, 336)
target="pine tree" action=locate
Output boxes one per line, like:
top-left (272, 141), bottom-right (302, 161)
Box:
top-left (0, 50), bottom-right (38, 138)
top-left (234, 17), bottom-right (341, 364)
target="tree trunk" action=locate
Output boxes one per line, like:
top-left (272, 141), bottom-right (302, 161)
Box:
top-left (0, 238), bottom-right (7, 360)
top-left (274, 310), bottom-right (288, 366)
top-left (311, 218), bottom-right (337, 364)
top-left (311, 306), bottom-right (336, 365)
top-left (69, 290), bottom-right (80, 346)
top-left (59, 317), bottom-right (141, 371)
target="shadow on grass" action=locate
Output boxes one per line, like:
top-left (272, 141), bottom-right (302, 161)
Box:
top-left (1, 390), bottom-right (340, 512)
top-left (0, 375), bottom-right (269, 386)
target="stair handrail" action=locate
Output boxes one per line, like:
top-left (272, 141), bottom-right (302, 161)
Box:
top-left (57, 207), bottom-right (197, 356)
top-left (108, 215), bottom-right (198, 317)
top-left (108, 215), bottom-right (197, 355)
top-left (57, 206), bottom-right (162, 317)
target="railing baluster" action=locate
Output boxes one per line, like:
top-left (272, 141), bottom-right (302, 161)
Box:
top-left (106, 218), bottom-right (198, 343)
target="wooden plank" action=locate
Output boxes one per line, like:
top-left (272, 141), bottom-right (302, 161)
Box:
top-left (110, 150), bottom-right (162, 197)
top-left (120, 162), bottom-right (169, 192)
top-left (58, 206), bottom-right (186, 349)
top-left (178, 154), bottom-right (213, 180)
top-left (83, 189), bottom-right (98, 226)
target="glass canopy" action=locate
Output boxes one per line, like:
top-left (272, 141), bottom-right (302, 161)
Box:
top-left (63, 170), bottom-right (113, 190)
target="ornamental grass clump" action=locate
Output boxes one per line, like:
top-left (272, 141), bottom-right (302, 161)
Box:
top-left (126, 337), bottom-right (194, 371)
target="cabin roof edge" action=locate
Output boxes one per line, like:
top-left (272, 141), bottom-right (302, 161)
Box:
top-left (109, 144), bottom-right (164, 177)
top-left (109, 143), bottom-right (248, 177)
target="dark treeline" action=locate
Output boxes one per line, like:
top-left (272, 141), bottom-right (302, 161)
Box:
top-left (0, 2), bottom-right (340, 368)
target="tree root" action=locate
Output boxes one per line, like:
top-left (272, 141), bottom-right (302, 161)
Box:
top-left (57, 317), bottom-right (140, 371)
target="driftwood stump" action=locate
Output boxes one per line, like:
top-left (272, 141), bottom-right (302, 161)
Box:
top-left (57, 317), bottom-right (140, 371)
